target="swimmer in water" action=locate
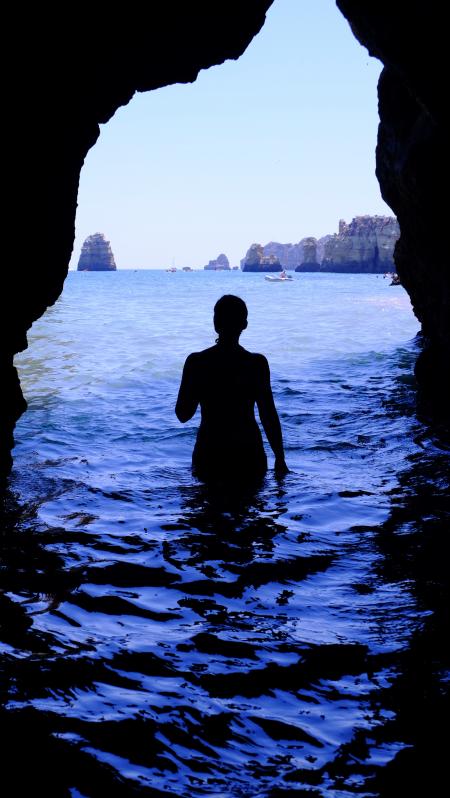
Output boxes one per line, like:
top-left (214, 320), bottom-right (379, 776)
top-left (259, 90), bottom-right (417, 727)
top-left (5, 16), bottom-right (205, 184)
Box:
top-left (175, 294), bottom-right (288, 483)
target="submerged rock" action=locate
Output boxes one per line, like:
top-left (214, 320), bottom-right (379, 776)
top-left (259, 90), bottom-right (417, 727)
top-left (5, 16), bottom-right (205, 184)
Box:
top-left (77, 233), bottom-right (117, 271)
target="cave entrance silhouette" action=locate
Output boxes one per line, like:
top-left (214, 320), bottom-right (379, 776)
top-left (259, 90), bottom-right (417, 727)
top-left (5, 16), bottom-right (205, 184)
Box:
top-left (70, 0), bottom-right (390, 277)
top-left (12, 0), bottom-right (406, 477)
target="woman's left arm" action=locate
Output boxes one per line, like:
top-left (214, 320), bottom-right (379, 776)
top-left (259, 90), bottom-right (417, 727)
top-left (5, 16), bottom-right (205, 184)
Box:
top-left (255, 355), bottom-right (289, 475)
top-left (175, 354), bottom-right (199, 422)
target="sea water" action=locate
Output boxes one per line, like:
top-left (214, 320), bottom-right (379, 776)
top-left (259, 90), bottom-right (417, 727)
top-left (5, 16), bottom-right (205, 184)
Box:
top-left (2, 271), bottom-right (449, 796)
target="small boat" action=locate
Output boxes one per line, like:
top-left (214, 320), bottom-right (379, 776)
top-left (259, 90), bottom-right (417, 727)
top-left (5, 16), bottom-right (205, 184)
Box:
top-left (265, 273), bottom-right (293, 282)
top-left (166, 266), bottom-right (177, 273)
top-left (390, 273), bottom-right (401, 285)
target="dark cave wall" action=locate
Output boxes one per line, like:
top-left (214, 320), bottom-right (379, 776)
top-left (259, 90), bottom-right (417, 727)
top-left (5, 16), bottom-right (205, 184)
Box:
top-left (337, 0), bottom-right (449, 399)
top-left (1, 1), bottom-right (448, 476)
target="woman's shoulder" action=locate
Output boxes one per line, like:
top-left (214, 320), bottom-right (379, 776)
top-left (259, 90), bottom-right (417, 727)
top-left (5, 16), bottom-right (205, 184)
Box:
top-left (184, 346), bottom-right (215, 365)
top-left (241, 349), bottom-right (269, 371)
top-left (244, 349), bottom-right (268, 363)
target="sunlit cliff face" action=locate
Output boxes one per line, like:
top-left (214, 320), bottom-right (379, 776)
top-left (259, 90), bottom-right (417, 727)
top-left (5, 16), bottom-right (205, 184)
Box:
top-left (1, 1), bottom-right (447, 476)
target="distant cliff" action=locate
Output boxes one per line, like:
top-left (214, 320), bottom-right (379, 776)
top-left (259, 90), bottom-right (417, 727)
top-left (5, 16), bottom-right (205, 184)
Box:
top-left (77, 233), bottom-right (117, 271)
top-left (320, 216), bottom-right (399, 273)
top-left (261, 241), bottom-right (303, 270)
top-left (241, 244), bottom-right (281, 272)
top-left (204, 253), bottom-right (230, 270)
top-left (262, 237), bottom-right (330, 270)
top-left (240, 216), bottom-right (399, 273)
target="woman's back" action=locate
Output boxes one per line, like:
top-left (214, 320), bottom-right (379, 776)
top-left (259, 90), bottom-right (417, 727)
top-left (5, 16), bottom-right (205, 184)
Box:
top-left (192, 344), bottom-right (264, 421)
top-left (181, 344), bottom-right (267, 480)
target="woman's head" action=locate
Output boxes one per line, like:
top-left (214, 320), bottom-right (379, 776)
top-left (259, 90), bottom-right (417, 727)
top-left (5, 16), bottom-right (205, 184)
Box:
top-left (214, 295), bottom-right (248, 339)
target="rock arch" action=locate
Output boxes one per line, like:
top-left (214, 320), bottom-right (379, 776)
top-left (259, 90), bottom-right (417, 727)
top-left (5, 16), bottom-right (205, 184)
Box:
top-left (2, 1), bottom-right (447, 475)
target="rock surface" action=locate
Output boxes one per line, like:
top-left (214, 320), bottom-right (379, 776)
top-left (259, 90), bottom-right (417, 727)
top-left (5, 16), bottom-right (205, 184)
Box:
top-left (336, 0), bottom-right (449, 408)
top-left (261, 237), bottom-right (330, 270)
top-left (77, 233), bottom-right (117, 271)
top-left (241, 244), bottom-right (282, 272)
top-left (242, 217), bottom-right (399, 273)
top-left (204, 253), bottom-right (230, 270)
top-left (295, 237), bottom-right (321, 272)
top-left (262, 241), bottom-right (305, 270)
top-left (320, 216), bottom-right (399, 273)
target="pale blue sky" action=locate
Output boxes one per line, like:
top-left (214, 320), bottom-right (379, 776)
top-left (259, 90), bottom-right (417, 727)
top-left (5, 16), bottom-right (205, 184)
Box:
top-left (70, 0), bottom-right (389, 270)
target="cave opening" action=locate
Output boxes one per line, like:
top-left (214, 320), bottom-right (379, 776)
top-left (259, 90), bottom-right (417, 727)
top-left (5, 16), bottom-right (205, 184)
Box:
top-left (70, 0), bottom-right (391, 274)
top-left (13, 0), bottom-right (420, 480)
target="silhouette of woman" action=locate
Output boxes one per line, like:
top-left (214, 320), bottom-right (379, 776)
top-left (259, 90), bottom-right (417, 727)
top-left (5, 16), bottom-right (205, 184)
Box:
top-left (176, 294), bottom-right (288, 482)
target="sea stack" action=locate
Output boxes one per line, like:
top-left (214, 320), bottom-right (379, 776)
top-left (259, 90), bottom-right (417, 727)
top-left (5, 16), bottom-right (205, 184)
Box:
top-left (295, 237), bottom-right (321, 272)
top-left (241, 244), bottom-right (282, 272)
top-left (204, 253), bottom-right (230, 270)
top-left (77, 233), bottom-right (117, 271)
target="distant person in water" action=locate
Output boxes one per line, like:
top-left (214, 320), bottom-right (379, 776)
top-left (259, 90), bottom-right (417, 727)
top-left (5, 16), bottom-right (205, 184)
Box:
top-left (175, 294), bottom-right (288, 482)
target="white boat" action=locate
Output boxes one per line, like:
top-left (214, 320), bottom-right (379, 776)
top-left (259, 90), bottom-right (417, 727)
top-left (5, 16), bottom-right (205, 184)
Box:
top-left (265, 274), bottom-right (293, 282)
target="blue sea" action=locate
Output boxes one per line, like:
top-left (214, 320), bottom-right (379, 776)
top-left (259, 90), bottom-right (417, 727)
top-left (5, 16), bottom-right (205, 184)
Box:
top-left (3, 270), bottom-right (449, 796)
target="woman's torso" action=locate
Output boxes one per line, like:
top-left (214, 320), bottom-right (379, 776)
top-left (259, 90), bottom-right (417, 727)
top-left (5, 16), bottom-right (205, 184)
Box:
top-left (191, 345), bottom-right (267, 478)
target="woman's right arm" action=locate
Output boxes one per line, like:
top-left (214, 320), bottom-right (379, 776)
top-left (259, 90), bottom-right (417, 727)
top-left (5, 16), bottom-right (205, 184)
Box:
top-left (175, 354), bottom-right (199, 422)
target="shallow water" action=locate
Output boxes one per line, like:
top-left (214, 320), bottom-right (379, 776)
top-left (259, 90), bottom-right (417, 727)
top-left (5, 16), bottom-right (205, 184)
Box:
top-left (2, 271), bottom-right (449, 796)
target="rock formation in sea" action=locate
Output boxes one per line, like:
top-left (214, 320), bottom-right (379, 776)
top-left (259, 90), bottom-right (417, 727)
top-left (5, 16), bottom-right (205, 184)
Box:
top-left (204, 253), bottom-right (230, 270)
top-left (241, 217), bottom-right (399, 274)
top-left (320, 216), bottom-right (399, 273)
top-left (241, 244), bottom-right (282, 272)
top-left (316, 235), bottom-right (332, 264)
top-left (262, 241), bottom-right (304, 270)
top-left (294, 237), bottom-right (321, 272)
top-left (77, 233), bottom-right (117, 271)
top-left (261, 237), bottom-right (330, 270)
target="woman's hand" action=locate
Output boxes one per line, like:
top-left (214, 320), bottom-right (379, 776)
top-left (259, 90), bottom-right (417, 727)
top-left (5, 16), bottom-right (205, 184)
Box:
top-left (274, 456), bottom-right (289, 477)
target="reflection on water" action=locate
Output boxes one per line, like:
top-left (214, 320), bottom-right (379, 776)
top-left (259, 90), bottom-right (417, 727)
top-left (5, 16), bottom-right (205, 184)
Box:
top-left (2, 386), bottom-right (448, 796)
top-left (2, 274), bottom-right (448, 796)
